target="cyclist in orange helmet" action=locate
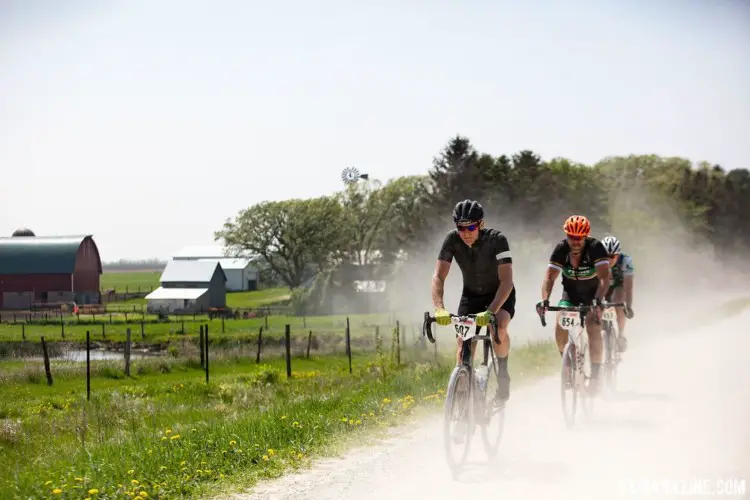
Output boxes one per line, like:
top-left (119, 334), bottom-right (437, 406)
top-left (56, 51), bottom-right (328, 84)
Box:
top-left (536, 215), bottom-right (611, 393)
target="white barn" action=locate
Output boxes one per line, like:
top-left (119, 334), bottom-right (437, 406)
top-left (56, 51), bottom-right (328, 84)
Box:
top-left (173, 245), bottom-right (259, 292)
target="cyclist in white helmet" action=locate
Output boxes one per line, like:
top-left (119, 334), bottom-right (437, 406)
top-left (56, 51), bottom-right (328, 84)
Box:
top-left (601, 235), bottom-right (634, 351)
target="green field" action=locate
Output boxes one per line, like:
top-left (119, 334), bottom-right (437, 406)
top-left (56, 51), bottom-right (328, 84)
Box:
top-left (100, 271), bottom-right (161, 291)
top-left (0, 340), bottom-right (560, 499)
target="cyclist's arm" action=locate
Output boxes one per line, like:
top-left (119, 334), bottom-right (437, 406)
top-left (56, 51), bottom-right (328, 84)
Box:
top-left (489, 234), bottom-right (513, 313)
top-left (623, 255), bottom-right (634, 307)
top-left (432, 260), bottom-right (450, 310)
top-left (542, 242), bottom-right (566, 302)
top-left (591, 241), bottom-right (610, 301)
top-left (432, 232), bottom-right (455, 310)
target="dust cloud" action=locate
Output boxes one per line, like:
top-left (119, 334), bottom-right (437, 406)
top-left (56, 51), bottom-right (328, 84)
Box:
top-left (387, 182), bottom-right (750, 346)
top-left (227, 184), bottom-right (750, 500)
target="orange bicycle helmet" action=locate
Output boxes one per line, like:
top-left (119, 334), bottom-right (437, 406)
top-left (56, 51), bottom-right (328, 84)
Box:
top-left (563, 215), bottom-right (591, 237)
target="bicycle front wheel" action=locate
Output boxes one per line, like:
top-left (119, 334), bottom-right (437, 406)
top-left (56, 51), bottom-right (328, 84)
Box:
top-left (443, 365), bottom-right (473, 472)
top-left (561, 341), bottom-right (577, 429)
top-left (480, 355), bottom-right (506, 460)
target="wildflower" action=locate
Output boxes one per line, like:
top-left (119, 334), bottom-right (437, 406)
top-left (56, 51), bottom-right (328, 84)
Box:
top-left (280, 415), bottom-right (288, 420)
top-left (88, 489), bottom-right (99, 495)
top-left (262, 455), bottom-right (269, 461)
top-left (170, 434), bottom-right (180, 440)
top-left (139, 492), bottom-right (149, 498)
top-left (267, 448), bottom-right (276, 456)
top-left (52, 489), bottom-right (62, 495)
top-left (292, 421), bottom-right (301, 428)
top-left (128, 470), bottom-right (135, 475)
top-left (131, 479), bottom-right (139, 486)
top-left (229, 440), bottom-right (237, 446)
top-left (165, 429), bottom-right (172, 435)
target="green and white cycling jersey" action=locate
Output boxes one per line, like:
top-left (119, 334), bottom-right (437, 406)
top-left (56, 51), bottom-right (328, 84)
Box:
top-left (609, 253), bottom-right (634, 290)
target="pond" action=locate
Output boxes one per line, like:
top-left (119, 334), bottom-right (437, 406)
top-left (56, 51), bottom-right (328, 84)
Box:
top-left (2, 349), bottom-right (165, 363)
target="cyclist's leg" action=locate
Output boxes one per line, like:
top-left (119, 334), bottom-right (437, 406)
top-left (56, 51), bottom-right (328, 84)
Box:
top-left (492, 287), bottom-right (515, 402)
top-left (554, 290), bottom-right (575, 355)
top-left (611, 286), bottom-right (628, 350)
top-left (584, 292), bottom-right (604, 391)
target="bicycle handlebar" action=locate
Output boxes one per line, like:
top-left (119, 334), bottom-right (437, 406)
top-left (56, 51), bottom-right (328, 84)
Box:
top-left (422, 311), bottom-right (498, 344)
top-left (536, 301), bottom-right (627, 327)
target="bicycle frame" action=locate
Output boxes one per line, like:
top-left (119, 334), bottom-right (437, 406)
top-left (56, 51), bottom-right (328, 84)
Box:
top-left (536, 301), bottom-right (627, 389)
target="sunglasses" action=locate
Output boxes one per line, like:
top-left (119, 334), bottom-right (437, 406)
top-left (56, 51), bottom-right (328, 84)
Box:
top-left (457, 223), bottom-right (479, 232)
top-left (566, 234), bottom-right (585, 241)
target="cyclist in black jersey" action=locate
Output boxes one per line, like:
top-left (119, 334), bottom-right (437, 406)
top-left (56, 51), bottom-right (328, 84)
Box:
top-left (537, 215), bottom-right (610, 393)
top-left (432, 199), bottom-right (516, 404)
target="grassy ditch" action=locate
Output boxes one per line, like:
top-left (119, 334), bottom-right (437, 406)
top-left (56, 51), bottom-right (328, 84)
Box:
top-left (0, 339), bottom-right (560, 499)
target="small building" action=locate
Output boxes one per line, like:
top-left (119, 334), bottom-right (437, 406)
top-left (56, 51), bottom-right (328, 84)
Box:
top-left (172, 244), bottom-right (259, 291)
top-left (0, 232), bottom-right (103, 309)
top-left (145, 259), bottom-right (227, 313)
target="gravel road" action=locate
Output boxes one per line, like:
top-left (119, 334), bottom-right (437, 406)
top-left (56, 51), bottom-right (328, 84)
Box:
top-left (229, 306), bottom-right (750, 500)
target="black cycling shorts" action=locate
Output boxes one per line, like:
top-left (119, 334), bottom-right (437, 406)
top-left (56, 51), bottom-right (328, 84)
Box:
top-left (560, 288), bottom-right (596, 306)
top-left (457, 286), bottom-right (516, 319)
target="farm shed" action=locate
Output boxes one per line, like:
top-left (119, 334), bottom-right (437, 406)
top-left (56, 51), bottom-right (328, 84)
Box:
top-left (0, 232), bottom-right (103, 309)
top-left (172, 245), bottom-right (259, 291)
top-left (145, 259), bottom-right (227, 313)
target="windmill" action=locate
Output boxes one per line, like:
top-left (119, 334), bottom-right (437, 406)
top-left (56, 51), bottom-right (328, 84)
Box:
top-left (341, 166), bottom-right (369, 185)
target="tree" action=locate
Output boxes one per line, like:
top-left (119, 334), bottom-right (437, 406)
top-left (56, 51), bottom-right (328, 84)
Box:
top-left (215, 196), bottom-right (347, 289)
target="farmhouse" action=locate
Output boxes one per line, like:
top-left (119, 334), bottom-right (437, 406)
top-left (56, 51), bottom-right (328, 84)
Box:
top-left (173, 245), bottom-right (259, 291)
top-left (0, 229), bottom-right (103, 309)
top-left (145, 259), bottom-right (227, 313)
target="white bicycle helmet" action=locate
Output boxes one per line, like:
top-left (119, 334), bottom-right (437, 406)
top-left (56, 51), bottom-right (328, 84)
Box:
top-left (601, 235), bottom-right (621, 256)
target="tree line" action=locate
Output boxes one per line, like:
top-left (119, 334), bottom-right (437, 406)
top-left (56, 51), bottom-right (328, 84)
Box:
top-left (216, 136), bottom-right (750, 313)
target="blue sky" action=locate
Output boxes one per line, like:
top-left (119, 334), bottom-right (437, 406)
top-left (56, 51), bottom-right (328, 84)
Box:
top-left (1, 0), bottom-right (748, 260)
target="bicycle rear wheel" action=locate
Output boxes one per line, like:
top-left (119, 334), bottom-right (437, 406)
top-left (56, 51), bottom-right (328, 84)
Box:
top-left (480, 345), bottom-right (506, 460)
top-left (560, 341), bottom-right (577, 429)
top-left (444, 364), bottom-right (473, 472)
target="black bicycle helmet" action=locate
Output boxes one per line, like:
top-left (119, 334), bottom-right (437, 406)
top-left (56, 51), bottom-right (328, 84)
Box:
top-left (452, 199), bottom-right (484, 223)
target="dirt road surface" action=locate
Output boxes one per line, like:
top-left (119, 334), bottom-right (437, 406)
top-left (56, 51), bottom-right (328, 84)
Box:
top-left (231, 307), bottom-right (750, 500)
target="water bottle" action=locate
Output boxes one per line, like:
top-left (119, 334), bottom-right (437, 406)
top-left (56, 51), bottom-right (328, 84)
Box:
top-left (476, 364), bottom-right (489, 393)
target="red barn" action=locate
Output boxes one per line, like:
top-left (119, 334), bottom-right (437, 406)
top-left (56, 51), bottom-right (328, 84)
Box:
top-left (0, 230), bottom-right (103, 309)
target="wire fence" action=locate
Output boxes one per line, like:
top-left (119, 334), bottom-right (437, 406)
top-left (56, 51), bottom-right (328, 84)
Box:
top-left (0, 318), bottom-right (441, 399)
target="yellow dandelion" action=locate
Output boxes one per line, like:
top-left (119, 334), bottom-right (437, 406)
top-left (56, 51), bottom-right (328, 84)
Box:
top-left (131, 479), bottom-right (139, 486)
top-left (139, 492), bottom-right (149, 498)
top-left (229, 440), bottom-right (237, 446)
top-left (267, 448), bottom-right (276, 456)
top-left (165, 429), bottom-right (172, 435)
top-left (88, 489), bottom-right (99, 495)
top-left (52, 489), bottom-right (62, 495)
top-left (170, 434), bottom-right (181, 440)
top-left (160, 436), bottom-right (167, 441)
top-left (280, 415), bottom-right (288, 420)
top-left (262, 455), bottom-right (269, 461)
top-left (180, 460), bottom-right (186, 467)
top-left (128, 470), bottom-right (135, 475)
top-left (75, 477), bottom-right (84, 482)
top-left (159, 466), bottom-right (167, 471)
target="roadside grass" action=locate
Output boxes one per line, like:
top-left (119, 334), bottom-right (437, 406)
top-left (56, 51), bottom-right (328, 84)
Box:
top-left (0, 339), bottom-right (560, 499)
